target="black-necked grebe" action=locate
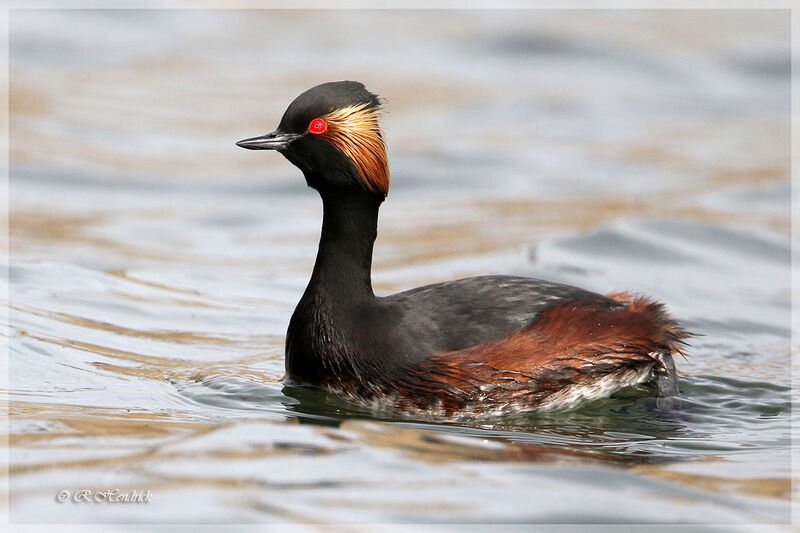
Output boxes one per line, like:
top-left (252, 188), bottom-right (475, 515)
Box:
top-left (237, 80), bottom-right (689, 416)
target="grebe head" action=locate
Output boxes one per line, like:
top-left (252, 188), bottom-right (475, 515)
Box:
top-left (237, 80), bottom-right (389, 197)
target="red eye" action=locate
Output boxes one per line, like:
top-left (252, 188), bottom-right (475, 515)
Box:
top-left (308, 118), bottom-right (327, 135)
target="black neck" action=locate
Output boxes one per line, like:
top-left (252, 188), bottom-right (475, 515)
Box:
top-left (307, 189), bottom-right (382, 300)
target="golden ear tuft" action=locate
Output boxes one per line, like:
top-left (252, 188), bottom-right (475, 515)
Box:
top-left (321, 104), bottom-right (389, 195)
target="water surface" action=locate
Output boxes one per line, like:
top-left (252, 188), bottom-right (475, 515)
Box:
top-left (8, 9), bottom-right (793, 527)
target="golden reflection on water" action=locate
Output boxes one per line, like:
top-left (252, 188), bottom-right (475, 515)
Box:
top-left (14, 305), bottom-right (270, 345)
top-left (8, 402), bottom-right (219, 450)
top-left (16, 328), bottom-right (282, 384)
top-left (631, 464), bottom-right (791, 500)
top-left (12, 166), bottom-right (787, 279)
top-left (338, 420), bottom-right (633, 466)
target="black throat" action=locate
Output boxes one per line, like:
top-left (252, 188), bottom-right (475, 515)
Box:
top-left (311, 189), bottom-right (381, 299)
top-left (285, 187), bottom-right (384, 385)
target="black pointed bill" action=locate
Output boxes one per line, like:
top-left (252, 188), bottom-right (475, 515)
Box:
top-left (236, 131), bottom-right (302, 150)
